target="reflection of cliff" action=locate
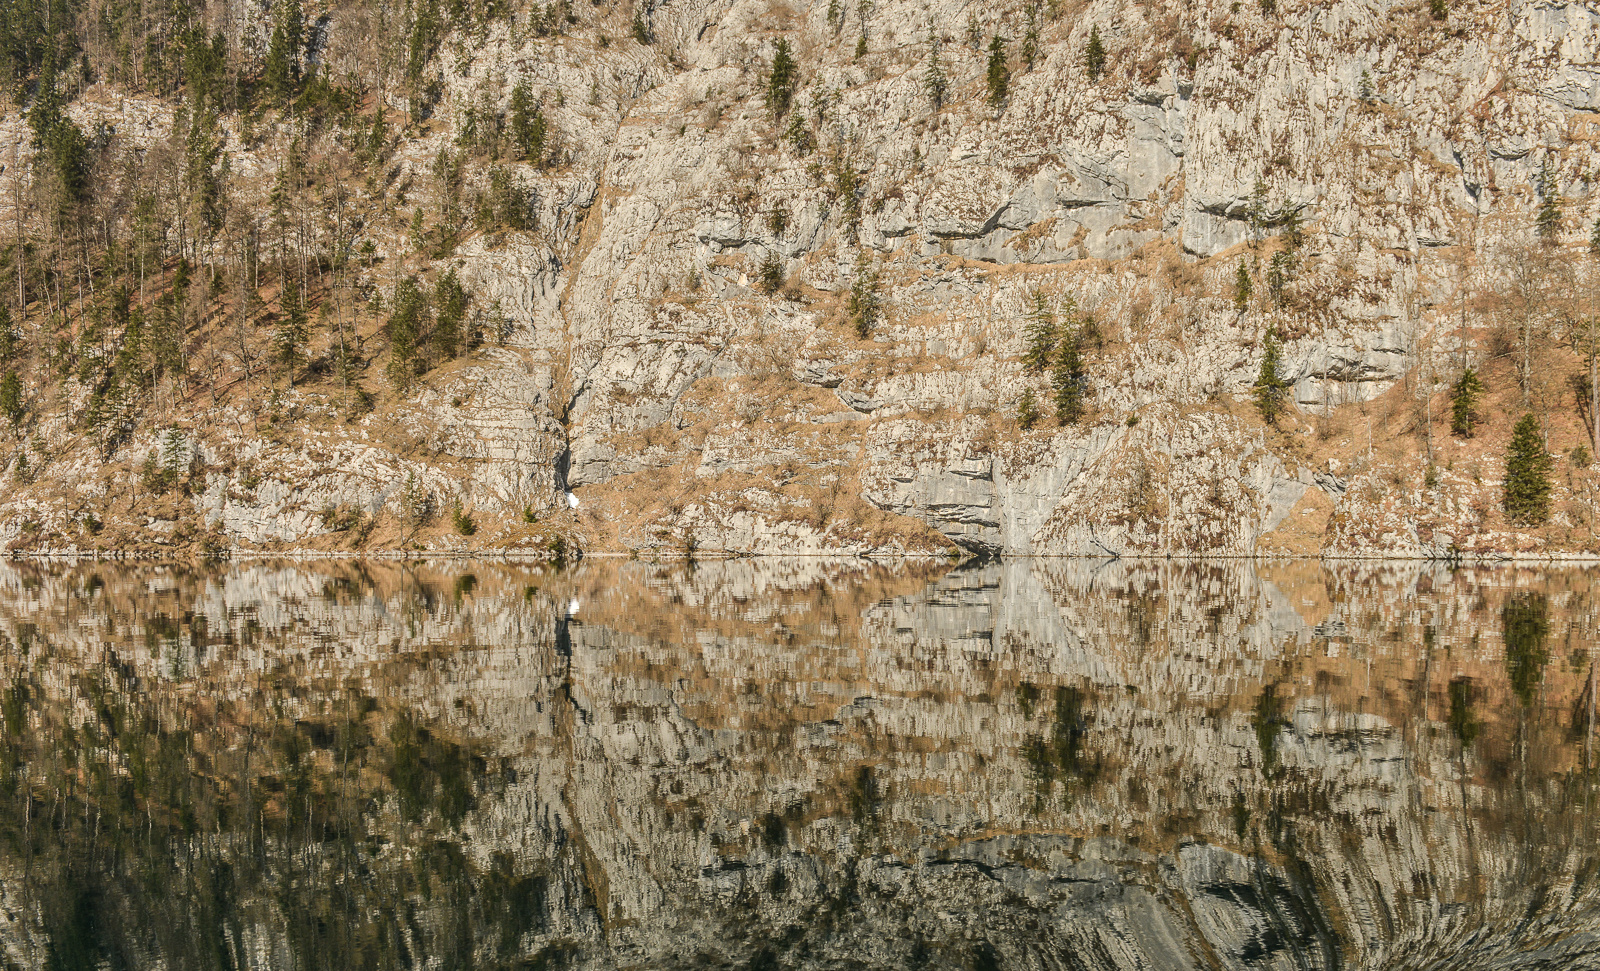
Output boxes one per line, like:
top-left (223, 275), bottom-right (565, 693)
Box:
top-left (0, 560), bottom-right (1597, 968)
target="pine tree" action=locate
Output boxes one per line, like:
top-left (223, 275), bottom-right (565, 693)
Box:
top-left (1017, 387), bottom-right (1040, 430)
top-left (432, 270), bottom-right (469, 361)
top-left (767, 39), bottom-right (799, 117)
top-left (0, 371), bottom-right (20, 426)
top-left (848, 256), bottom-right (881, 339)
top-left (854, 33), bottom-right (868, 58)
top-left (1085, 25), bottom-right (1106, 81)
top-left (1234, 261), bottom-right (1253, 312)
top-left (387, 277), bottom-right (428, 390)
top-left (1450, 366), bottom-right (1484, 437)
top-left (1053, 327), bottom-right (1085, 424)
top-left (263, 0), bottom-right (305, 104)
top-left (0, 305), bottom-right (17, 363)
top-left (510, 82), bottom-right (547, 164)
top-left (631, 6), bottom-right (652, 44)
top-left (1357, 69), bottom-right (1373, 103)
top-left (1023, 291), bottom-right (1058, 372)
top-left (1536, 159), bottom-right (1562, 245)
top-left (1021, 8), bottom-right (1040, 71)
top-left (1429, 0), bottom-right (1447, 19)
top-left (986, 35), bottom-right (1009, 106)
top-left (274, 276), bottom-right (309, 383)
top-left (1503, 412), bottom-right (1553, 525)
top-left (1253, 326), bottom-right (1290, 425)
top-left (924, 30), bottom-right (949, 109)
top-left (1591, 216), bottom-right (1600, 256)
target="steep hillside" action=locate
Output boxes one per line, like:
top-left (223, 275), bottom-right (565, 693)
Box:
top-left (0, 0), bottom-right (1598, 556)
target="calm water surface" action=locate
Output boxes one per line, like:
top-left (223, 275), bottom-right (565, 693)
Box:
top-left (0, 558), bottom-right (1597, 970)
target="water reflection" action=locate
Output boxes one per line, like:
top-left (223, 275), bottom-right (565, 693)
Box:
top-left (0, 558), bottom-right (1597, 969)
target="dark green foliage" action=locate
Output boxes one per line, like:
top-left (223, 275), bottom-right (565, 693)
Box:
top-left (1503, 413), bottom-right (1553, 525)
top-left (1052, 327), bottom-right (1085, 423)
top-left (1022, 290), bottom-right (1059, 373)
top-left (432, 270), bottom-right (469, 360)
top-left (985, 34), bottom-right (1008, 106)
top-left (1450, 367), bottom-right (1483, 437)
top-left (1429, 0), bottom-right (1447, 19)
top-left (1447, 678), bottom-right (1479, 746)
top-left (1591, 217), bottom-right (1600, 256)
top-left (29, 96), bottom-right (91, 217)
top-left (0, 304), bottom-right (19, 363)
top-left (1536, 160), bottom-right (1562, 245)
top-left (1253, 326), bottom-right (1290, 425)
top-left (274, 275), bottom-right (309, 380)
top-left (1502, 592), bottom-right (1549, 705)
top-left (1017, 386), bottom-right (1040, 430)
top-left (1021, 8), bottom-right (1041, 70)
top-left (510, 81), bottom-right (547, 164)
top-left (480, 166), bottom-right (535, 231)
top-left (1358, 69), bottom-right (1374, 102)
top-left (854, 32), bottom-right (867, 58)
top-left (847, 256), bottom-right (881, 339)
top-left (452, 501), bottom-right (477, 536)
top-left (631, 5), bottom-right (652, 43)
top-left (0, 0), bottom-right (79, 101)
top-left (1019, 686), bottom-right (1097, 811)
top-left (0, 370), bottom-right (21, 426)
top-left (1252, 684), bottom-right (1289, 775)
top-left (1234, 260), bottom-right (1253, 312)
top-left (767, 39), bottom-right (799, 117)
top-left (1267, 251), bottom-right (1294, 302)
top-left (757, 252), bottom-right (784, 295)
top-left (263, 0), bottom-right (305, 104)
top-left (1085, 25), bottom-right (1106, 80)
top-left (386, 278), bottom-right (428, 389)
top-left (924, 31), bottom-right (949, 108)
top-left (1259, 0), bottom-right (1277, 14)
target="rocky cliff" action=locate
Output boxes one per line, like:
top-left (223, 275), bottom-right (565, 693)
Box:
top-left (1, 0), bottom-right (1599, 556)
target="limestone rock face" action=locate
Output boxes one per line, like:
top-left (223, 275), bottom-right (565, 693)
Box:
top-left (4, 0), bottom-right (1600, 556)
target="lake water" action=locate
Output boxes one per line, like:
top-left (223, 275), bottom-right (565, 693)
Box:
top-left (0, 558), bottom-right (1597, 969)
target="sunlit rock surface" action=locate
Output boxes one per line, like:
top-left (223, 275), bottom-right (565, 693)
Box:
top-left (0, 558), bottom-right (1595, 968)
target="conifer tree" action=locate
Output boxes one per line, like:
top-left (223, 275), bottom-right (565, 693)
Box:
top-left (0, 371), bottom-right (21, 426)
top-left (1450, 367), bottom-right (1484, 437)
top-left (986, 35), bottom-right (1009, 106)
top-left (274, 276), bottom-right (309, 384)
top-left (1234, 261), bottom-right (1253, 312)
top-left (1021, 8), bottom-right (1040, 71)
top-left (767, 39), bottom-right (799, 117)
top-left (1536, 159), bottom-right (1562, 245)
top-left (1253, 326), bottom-right (1290, 425)
top-left (1085, 25), bottom-right (1106, 81)
top-left (510, 82), bottom-right (547, 164)
top-left (0, 305), bottom-right (17, 363)
top-left (1023, 291), bottom-right (1057, 372)
top-left (263, 0), bottom-right (305, 104)
top-left (924, 30), bottom-right (949, 109)
top-left (1017, 387), bottom-right (1040, 430)
top-left (1503, 413), bottom-right (1553, 525)
top-left (1053, 327), bottom-right (1085, 423)
top-left (848, 256), bottom-right (881, 339)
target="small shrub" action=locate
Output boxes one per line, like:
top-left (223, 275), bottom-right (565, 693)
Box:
top-left (452, 501), bottom-right (477, 536)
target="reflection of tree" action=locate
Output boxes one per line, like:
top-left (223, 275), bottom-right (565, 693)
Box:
top-left (1252, 684), bottom-right (1290, 776)
top-left (1449, 677), bottom-right (1482, 746)
top-left (0, 662), bottom-right (554, 971)
top-left (1019, 684), bottom-right (1097, 812)
top-left (1503, 592), bottom-right (1551, 706)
